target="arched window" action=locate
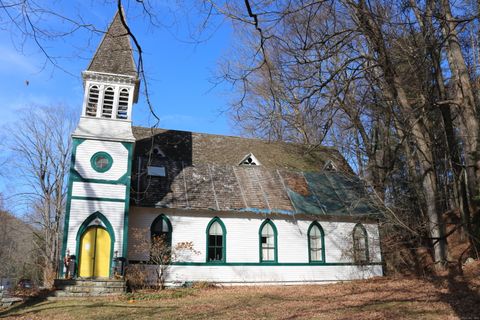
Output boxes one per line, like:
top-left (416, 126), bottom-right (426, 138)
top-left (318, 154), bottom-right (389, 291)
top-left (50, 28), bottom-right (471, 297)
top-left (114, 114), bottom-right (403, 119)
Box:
top-left (150, 214), bottom-right (172, 245)
top-left (86, 85), bottom-right (99, 117)
top-left (308, 222), bottom-right (325, 263)
top-left (117, 88), bottom-right (129, 119)
top-left (206, 217), bottom-right (226, 262)
top-left (352, 223), bottom-right (369, 264)
top-left (102, 87), bottom-right (115, 118)
top-left (259, 219), bottom-right (277, 262)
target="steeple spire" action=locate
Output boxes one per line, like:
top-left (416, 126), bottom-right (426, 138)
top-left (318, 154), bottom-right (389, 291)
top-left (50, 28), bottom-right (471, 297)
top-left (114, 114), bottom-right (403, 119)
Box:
top-left (87, 8), bottom-right (137, 77)
top-left (74, 7), bottom-right (139, 142)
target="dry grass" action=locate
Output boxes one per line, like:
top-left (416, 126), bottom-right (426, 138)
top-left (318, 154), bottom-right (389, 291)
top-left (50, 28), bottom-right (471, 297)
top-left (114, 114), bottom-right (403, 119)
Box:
top-left (1, 276), bottom-right (479, 320)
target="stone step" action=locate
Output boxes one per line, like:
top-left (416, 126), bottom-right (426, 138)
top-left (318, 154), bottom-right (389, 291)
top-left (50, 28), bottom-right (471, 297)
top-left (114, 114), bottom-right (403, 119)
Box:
top-left (60, 283), bottom-right (126, 289)
top-left (61, 285), bottom-right (126, 290)
top-left (55, 280), bottom-right (125, 288)
top-left (1, 297), bottom-right (23, 307)
top-left (61, 286), bottom-right (125, 293)
top-left (52, 290), bottom-right (123, 298)
top-left (52, 279), bottom-right (126, 297)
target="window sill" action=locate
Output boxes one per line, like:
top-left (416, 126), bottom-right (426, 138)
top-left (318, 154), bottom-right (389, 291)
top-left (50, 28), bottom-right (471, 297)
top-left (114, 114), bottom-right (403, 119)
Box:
top-left (206, 260), bottom-right (226, 264)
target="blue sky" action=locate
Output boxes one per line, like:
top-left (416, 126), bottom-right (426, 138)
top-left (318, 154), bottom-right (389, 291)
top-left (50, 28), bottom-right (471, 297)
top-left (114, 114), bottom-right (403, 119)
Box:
top-left (0, 1), bottom-right (235, 135)
top-left (0, 1), bottom-right (238, 211)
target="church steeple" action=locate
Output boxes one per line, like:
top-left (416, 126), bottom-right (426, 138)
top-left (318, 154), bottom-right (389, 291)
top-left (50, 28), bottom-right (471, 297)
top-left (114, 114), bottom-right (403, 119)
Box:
top-left (87, 9), bottom-right (137, 78)
top-left (74, 8), bottom-right (139, 142)
top-left (61, 8), bottom-right (138, 278)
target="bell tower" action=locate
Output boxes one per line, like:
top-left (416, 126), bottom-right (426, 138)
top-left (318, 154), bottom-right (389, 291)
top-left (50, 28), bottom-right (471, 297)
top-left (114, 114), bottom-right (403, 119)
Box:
top-left (61, 8), bottom-right (139, 278)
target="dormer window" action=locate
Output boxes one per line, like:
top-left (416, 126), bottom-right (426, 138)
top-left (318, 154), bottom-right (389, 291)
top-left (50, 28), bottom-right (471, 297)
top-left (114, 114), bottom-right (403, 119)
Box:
top-left (86, 85), bottom-right (99, 117)
top-left (151, 145), bottom-right (166, 157)
top-left (117, 88), bottom-right (129, 119)
top-left (323, 160), bottom-right (337, 171)
top-left (239, 153), bottom-right (261, 166)
top-left (102, 87), bottom-right (115, 118)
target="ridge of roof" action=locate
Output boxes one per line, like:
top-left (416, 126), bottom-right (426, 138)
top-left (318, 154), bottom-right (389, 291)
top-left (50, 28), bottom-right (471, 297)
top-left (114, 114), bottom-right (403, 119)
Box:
top-left (131, 126), bottom-right (339, 151)
top-left (132, 126), bottom-right (352, 173)
top-left (86, 7), bottom-right (137, 77)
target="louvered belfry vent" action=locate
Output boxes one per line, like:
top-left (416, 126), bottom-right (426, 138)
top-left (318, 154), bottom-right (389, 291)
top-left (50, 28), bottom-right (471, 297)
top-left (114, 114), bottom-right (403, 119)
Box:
top-left (117, 88), bottom-right (129, 119)
top-left (86, 85), bottom-right (99, 116)
top-left (102, 87), bottom-right (115, 118)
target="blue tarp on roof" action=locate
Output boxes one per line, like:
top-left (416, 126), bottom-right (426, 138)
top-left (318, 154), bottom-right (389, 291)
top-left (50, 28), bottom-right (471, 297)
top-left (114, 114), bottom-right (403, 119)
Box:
top-left (286, 172), bottom-right (380, 216)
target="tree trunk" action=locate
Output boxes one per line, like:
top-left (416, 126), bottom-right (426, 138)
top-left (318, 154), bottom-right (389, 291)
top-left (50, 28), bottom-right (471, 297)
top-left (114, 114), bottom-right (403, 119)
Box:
top-left (348, 0), bottom-right (447, 265)
top-left (441, 0), bottom-right (480, 213)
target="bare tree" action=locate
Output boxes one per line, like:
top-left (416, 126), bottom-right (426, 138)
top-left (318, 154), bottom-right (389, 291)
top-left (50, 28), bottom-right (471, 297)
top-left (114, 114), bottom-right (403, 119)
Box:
top-left (129, 227), bottom-right (198, 290)
top-left (204, 0), bottom-right (480, 268)
top-left (0, 209), bottom-right (41, 286)
top-left (4, 106), bottom-right (74, 288)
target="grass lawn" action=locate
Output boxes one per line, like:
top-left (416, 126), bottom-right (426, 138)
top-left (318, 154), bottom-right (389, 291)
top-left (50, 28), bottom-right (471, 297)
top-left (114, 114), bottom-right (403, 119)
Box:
top-left (1, 276), bottom-right (479, 319)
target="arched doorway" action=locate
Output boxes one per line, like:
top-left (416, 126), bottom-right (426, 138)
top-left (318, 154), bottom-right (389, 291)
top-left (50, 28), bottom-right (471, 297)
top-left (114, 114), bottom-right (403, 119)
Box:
top-left (76, 212), bottom-right (115, 278)
top-left (78, 226), bottom-right (111, 278)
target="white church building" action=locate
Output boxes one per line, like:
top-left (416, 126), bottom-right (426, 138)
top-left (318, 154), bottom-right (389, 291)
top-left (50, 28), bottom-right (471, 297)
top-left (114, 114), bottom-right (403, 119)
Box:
top-left (61, 9), bottom-right (383, 285)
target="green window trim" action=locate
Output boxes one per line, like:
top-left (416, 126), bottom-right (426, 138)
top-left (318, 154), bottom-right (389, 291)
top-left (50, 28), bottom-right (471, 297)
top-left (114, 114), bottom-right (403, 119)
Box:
top-left (60, 137), bottom-right (84, 277)
top-left (90, 151), bottom-right (113, 173)
top-left (205, 217), bottom-right (227, 263)
top-left (151, 214), bottom-right (173, 245)
top-left (128, 260), bottom-right (383, 267)
top-left (121, 141), bottom-right (133, 259)
top-left (352, 223), bottom-right (369, 264)
top-left (259, 219), bottom-right (278, 263)
top-left (308, 222), bottom-right (326, 264)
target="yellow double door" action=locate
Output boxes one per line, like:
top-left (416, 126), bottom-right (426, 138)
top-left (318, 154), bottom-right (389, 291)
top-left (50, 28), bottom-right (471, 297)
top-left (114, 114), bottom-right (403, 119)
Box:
top-left (78, 226), bottom-right (111, 278)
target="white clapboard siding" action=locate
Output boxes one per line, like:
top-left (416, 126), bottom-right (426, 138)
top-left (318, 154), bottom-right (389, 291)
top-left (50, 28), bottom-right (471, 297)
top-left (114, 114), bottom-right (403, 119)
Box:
top-left (72, 182), bottom-right (126, 199)
top-left (74, 140), bottom-right (129, 181)
top-left (139, 264), bottom-right (383, 284)
top-left (128, 207), bottom-right (383, 271)
top-left (327, 222), bottom-right (356, 262)
top-left (66, 199), bottom-right (125, 256)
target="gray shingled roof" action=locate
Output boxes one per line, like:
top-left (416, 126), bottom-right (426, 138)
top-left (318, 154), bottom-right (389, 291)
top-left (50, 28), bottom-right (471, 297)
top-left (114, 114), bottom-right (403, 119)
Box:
top-left (87, 8), bottom-right (137, 77)
top-left (131, 127), bottom-right (380, 217)
top-left (132, 127), bottom-right (350, 172)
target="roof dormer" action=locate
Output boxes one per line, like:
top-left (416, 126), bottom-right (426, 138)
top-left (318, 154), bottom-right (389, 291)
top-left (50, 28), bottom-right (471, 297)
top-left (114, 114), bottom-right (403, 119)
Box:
top-left (323, 160), bottom-right (337, 171)
top-left (239, 153), bottom-right (261, 166)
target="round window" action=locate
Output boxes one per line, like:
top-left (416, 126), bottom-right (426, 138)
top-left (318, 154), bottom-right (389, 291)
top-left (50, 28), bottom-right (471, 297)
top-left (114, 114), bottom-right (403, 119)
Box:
top-left (90, 152), bottom-right (113, 173)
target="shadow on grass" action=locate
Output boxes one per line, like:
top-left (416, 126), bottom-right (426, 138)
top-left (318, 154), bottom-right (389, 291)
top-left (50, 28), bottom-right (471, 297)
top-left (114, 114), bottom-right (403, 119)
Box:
top-left (0, 297), bottom-right (180, 319)
top-left (2, 278), bottom-right (479, 319)
top-left (0, 295), bottom-right (49, 318)
top-left (431, 266), bottom-right (480, 320)
top-left (180, 283), bottom-right (443, 319)
top-left (0, 286), bottom-right (199, 319)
